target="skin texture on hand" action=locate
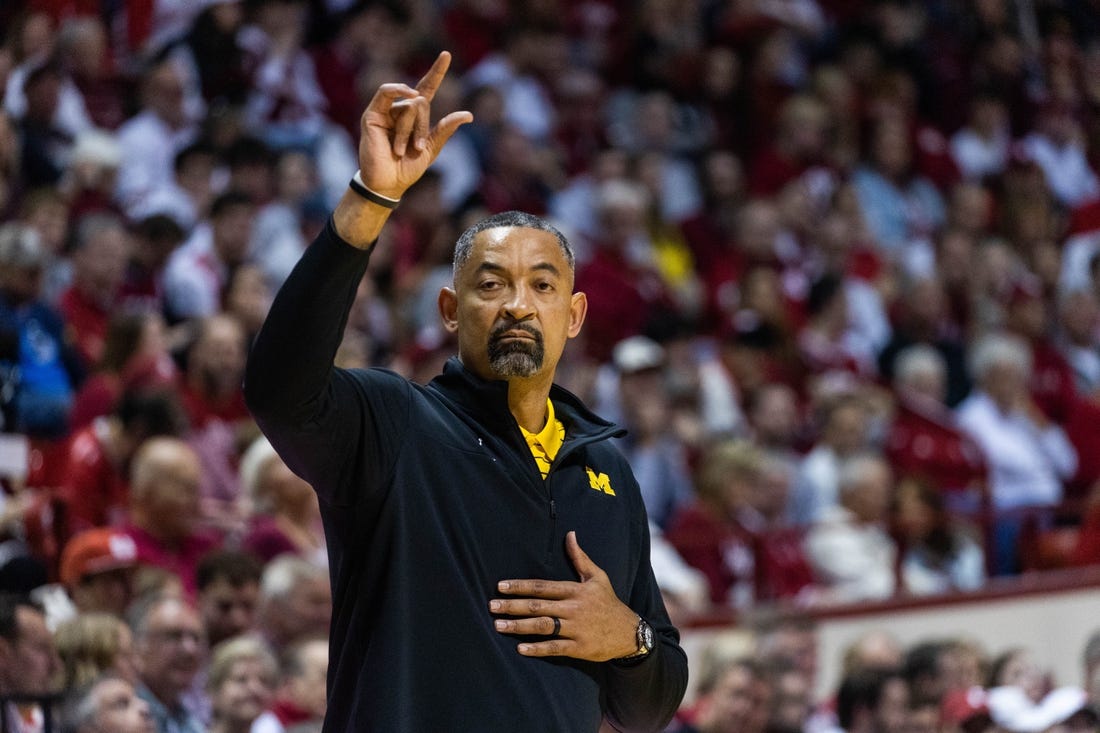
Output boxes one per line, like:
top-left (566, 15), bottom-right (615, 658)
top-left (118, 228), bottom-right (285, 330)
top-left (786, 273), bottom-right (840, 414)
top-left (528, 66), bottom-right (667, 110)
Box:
top-left (490, 531), bottom-right (641, 662)
top-left (332, 51), bottom-right (472, 248)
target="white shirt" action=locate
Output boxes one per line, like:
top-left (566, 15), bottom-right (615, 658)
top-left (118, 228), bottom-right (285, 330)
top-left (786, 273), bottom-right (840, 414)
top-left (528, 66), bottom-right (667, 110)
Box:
top-left (115, 110), bottom-right (197, 215)
top-left (163, 225), bottom-right (224, 319)
top-left (1020, 133), bottom-right (1100, 208)
top-left (955, 391), bottom-right (1076, 509)
top-left (804, 505), bottom-right (896, 603)
top-left (950, 127), bottom-right (1010, 180)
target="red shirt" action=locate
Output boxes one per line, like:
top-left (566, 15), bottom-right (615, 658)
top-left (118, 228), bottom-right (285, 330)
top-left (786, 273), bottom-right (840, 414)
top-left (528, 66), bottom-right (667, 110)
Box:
top-left (123, 523), bottom-right (220, 597)
top-left (57, 422), bottom-right (130, 537)
top-left (886, 394), bottom-right (987, 495)
top-left (665, 503), bottom-right (754, 606)
top-left (58, 286), bottom-right (111, 367)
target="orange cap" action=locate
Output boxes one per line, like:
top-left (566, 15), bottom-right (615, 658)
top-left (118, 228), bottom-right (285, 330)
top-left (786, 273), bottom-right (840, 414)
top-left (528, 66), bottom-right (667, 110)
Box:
top-left (59, 529), bottom-right (138, 586)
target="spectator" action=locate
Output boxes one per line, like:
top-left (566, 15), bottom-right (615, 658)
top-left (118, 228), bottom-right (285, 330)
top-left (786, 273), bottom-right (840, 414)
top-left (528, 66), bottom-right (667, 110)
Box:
top-left (251, 637), bottom-right (327, 733)
top-left (789, 395), bottom-right (871, 525)
top-left (248, 149), bottom-right (322, 290)
top-left (54, 613), bottom-right (139, 691)
top-left (119, 214), bottom-right (188, 315)
top-left (58, 529), bottom-right (138, 617)
top-left (54, 16), bottom-right (126, 132)
top-left (254, 556), bottom-right (329, 654)
top-left (206, 636), bottom-right (278, 733)
top-left (894, 478), bottom-right (986, 596)
top-left (834, 666), bottom-right (910, 733)
top-left (195, 550), bottom-right (262, 648)
top-left (0, 594), bottom-right (61, 733)
top-left (57, 389), bottom-right (186, 537)
top-left (1019, 102), bottom-right (1100, 209)
top-left (672, 657), bottom-right (770, 733)
top-left (1056, 289), bottom-right (1100, 398)
top-left (574, 178), bottom-right (675, 361)
top-left (885, 344), bottom-right (987, 513)
top-left (173, 0), bottom-right (249, 108)
top-left (123, 437), bottom-right (220, 596)
top-left (68, 311), bottom-right (179, 431)
top-left (877, 275), bottom-right (971, 407)
top-left (239, 0), bottom-right (329, 150)
top-left (132, 142), bottom-right (216, 232)
top-left (57, 213), bottom-right (132, 367)
top-left (0, 223), bottom-right (80, 439)
top-left (607, 336), bottom-right (695, 529)
top-left (61, 674), bottom-right (154, 733)
top-left (666, 440), bottom-right (764, 608)
top-left (803, 452), bottom-right (898, 604)
top-left (950, 92), bottom-right (1012, 182)
top-left (129, 595), bottom-right (205, 733)
top-left (163, 191), bottom-right (255, 321)
top-left (748, 94), bottom-right (832, 198)
top-left (956, 333), bottom-right (1077, 574)
top-left (852, 116), bottom-right (946, 256)
top-left (238, 437), bottom-right (323, 565)
top-left (15, 62), bottom-right (71, 189)
top-left (114, 57), bottom-right (199, 216)
top-left (798, 272), bottom-right (877, 380)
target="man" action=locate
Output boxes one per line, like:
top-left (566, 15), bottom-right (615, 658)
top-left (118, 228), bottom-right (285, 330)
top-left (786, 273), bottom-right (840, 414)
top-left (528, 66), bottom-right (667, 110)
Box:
top-left (129, 595), bottom-right (205, 733)
top-left (59, 527), bottom-right (138, 617)
top-left (196, 549), bottom-right (262, 647)
top-left (243, 52), bottom-right (688, 732)
top-left (834, 667), bottom-right (910, 733)
top-left (803, 453), bottom-right (898, 604)
top-left (251, 637), bottom-right (328, 733)
top-left (0, 594), bottom-right (61, 733)
top-left (673, 657), bottom-right (772, 733)
top-left (254, 555), bottom-right (329, 654)
top-left (123, 437), bottom-right (219, 596)
top-left (57, 213), bottom-right (132, 367)
top-left (62, 674), bottom-right (155, 733)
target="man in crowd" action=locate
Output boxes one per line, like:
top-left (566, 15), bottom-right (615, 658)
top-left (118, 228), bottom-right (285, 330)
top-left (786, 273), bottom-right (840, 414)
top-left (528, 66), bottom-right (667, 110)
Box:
top-left (130, 595), bottom-right (205, 733)
top-left (0, 594), bottom-right (61, 733)
top-left (62, 674), bottom-right (155, 733)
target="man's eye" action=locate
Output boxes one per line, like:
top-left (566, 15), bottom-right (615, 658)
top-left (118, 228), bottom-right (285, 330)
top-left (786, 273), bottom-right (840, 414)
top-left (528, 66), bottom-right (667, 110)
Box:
top-left (536, 281), bottom-right (554, 292)
top-left (479, 281), bottom-right (500, 291)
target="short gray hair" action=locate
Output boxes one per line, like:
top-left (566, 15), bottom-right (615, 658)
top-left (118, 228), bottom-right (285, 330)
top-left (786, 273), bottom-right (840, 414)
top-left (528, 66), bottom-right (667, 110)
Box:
top-left (968, 332), bottom-right (1032, 381)
top-left (452, 211), bottom-right (573, 279)
top-left (894, 344), bottom-right (946, 387)
top-left (260, 555), bottom-right (326, 602)
top-left (836, 452), bottom-right (890, 497)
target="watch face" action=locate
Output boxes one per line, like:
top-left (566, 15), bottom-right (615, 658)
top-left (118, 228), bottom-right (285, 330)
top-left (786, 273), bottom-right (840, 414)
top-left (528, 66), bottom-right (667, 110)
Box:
top-left (640, 620), bottom-right (655, 651)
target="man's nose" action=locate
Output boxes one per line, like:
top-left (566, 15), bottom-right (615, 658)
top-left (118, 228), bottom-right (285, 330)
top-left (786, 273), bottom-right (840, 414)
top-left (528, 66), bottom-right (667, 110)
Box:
top-left (502, 284), bottom-right (535, 320)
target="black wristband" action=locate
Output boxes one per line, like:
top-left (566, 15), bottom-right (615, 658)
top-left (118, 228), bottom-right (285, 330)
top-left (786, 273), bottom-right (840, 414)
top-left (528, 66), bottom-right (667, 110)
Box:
top-left (349, 171), bottom-right (401, 209)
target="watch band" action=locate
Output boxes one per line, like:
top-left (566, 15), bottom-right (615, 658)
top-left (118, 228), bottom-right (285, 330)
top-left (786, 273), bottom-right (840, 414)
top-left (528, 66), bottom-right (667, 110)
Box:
top-left (616, 617), bottom-right (654, 660)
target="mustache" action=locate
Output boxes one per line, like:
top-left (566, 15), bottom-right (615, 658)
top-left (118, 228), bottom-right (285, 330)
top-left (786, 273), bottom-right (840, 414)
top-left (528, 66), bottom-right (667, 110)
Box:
top-left (489, 320), bottom-right (543, 345)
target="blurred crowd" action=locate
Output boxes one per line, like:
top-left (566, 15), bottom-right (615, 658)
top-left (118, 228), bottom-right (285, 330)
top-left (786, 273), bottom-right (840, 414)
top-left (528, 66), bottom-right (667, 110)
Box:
top-left (1, 0), bottom-right (1100, 730)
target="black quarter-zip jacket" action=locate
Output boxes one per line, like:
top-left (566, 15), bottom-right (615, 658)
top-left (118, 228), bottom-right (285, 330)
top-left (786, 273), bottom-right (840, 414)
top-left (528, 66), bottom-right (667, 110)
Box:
top-left (244, 220), bottom-right (688, 733)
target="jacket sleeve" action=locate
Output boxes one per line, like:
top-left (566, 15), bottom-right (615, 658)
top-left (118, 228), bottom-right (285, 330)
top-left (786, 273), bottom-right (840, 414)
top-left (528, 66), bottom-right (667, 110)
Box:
top-left (603, 478), bottom-right (690, 732)
top-left (243, 219), bottom-right (409, 506)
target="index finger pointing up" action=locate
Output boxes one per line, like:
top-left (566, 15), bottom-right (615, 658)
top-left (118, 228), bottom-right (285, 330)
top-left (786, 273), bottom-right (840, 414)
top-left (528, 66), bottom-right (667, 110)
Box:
top-left (414, 51), bottom-right (453, 102)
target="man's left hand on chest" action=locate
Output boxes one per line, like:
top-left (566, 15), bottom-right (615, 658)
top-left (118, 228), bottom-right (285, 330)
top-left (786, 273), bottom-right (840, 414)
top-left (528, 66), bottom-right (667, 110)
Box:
top-left (489, 531), bottom-right (644, 662)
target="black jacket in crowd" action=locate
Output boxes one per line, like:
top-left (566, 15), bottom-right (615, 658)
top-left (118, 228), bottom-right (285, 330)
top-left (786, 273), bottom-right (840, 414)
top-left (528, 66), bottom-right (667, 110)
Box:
top-left (244, 220), bottom-right (689, 733)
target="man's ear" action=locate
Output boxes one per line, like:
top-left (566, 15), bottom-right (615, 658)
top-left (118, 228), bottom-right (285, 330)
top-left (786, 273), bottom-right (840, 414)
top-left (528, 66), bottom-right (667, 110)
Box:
top-left (438, 287), bottom-right (459, 333)
top-left (568, 291), bottom-right (588, 338)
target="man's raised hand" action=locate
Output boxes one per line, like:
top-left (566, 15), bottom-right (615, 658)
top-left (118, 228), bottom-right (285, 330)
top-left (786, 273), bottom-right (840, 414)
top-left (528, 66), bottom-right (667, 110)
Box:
top-left (357, 51), bottom-right (472, 199)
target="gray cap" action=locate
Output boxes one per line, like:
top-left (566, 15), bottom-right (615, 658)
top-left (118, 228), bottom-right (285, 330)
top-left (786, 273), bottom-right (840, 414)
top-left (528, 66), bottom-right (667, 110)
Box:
top-left (0, 223), bottom-right (46, 270)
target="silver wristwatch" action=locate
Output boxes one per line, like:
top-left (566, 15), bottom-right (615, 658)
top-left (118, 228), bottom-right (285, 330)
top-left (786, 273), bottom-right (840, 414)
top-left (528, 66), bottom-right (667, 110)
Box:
top-left (617, 617), bottom-right (655, 660)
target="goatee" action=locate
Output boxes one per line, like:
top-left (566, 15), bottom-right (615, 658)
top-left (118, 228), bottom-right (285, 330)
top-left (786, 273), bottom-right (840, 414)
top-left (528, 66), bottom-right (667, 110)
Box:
top-left (488, 322), bottom-right (544, 378)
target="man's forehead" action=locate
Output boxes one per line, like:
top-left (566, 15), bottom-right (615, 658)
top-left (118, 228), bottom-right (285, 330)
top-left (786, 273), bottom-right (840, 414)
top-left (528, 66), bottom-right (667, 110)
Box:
top-left (462, 226), bottom-right (571, 275)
